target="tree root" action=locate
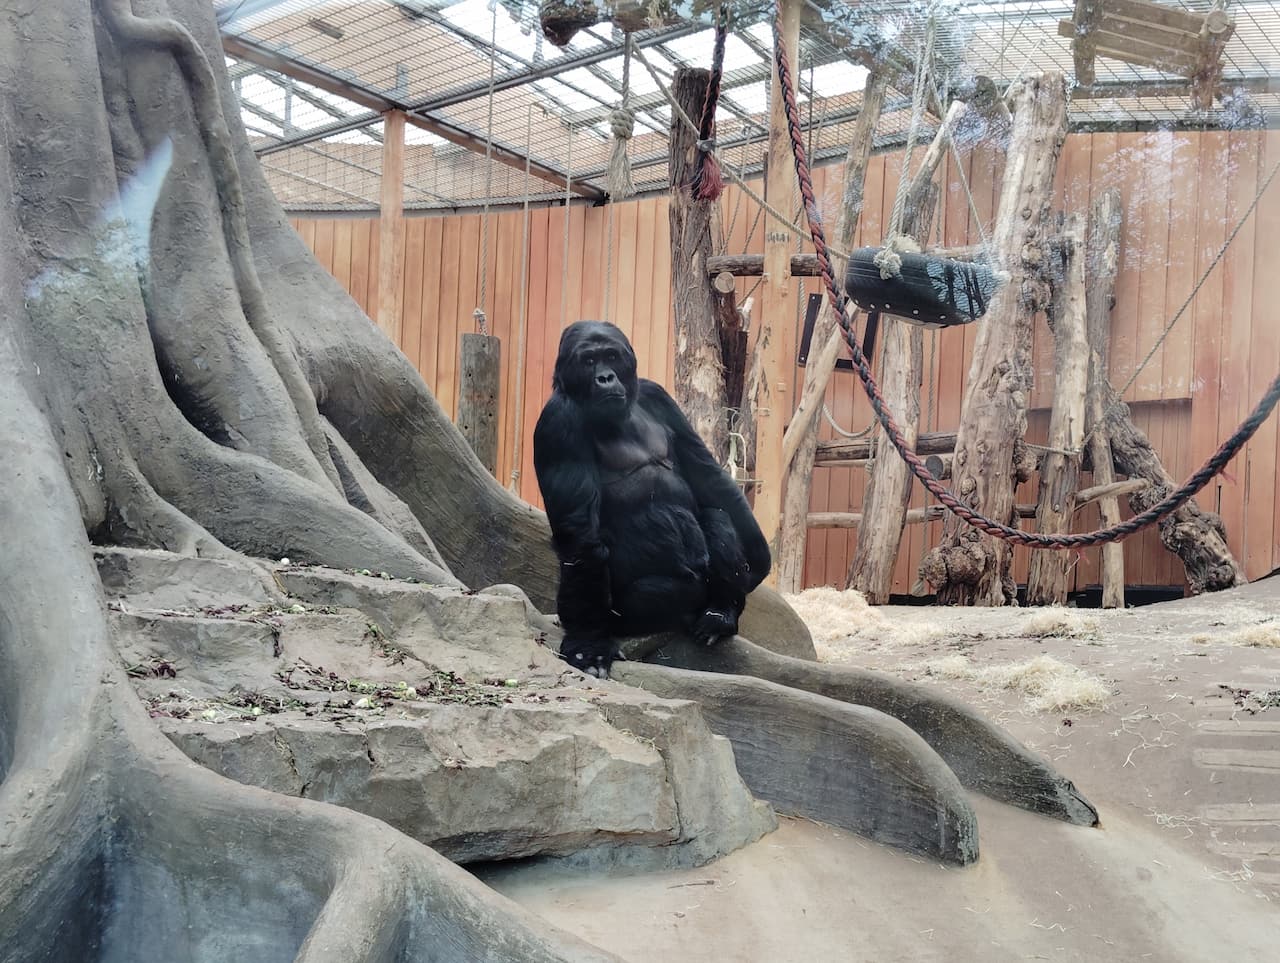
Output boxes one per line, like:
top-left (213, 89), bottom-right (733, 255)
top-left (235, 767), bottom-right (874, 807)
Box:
top-left (98, 0), bottom-right (342, 494)
top-left (640, 636), bottom-right (1099, 827)
top-left (614, 662), bottom-right (979, 865)
top-left (101, 452), bottom-right (236, 558)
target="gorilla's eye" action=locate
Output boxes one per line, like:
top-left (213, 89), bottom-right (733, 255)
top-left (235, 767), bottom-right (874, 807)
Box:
top-left (604, 349), bottom-right (619, 362)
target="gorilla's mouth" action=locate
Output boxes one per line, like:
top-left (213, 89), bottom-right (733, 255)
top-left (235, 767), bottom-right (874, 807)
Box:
top-left (596, 389), bottom-right (628, 408)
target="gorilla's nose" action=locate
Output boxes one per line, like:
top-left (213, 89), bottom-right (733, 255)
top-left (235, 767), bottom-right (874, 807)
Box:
top-left (595, 371), bottom-right (617, 387)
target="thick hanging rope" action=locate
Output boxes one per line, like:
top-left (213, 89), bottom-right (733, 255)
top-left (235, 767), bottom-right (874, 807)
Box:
top-left (606, 36), bottom-right (636, 200)
top-left (690, 4), bottom-right (729, 201)
top-left (475, 0), bottom-right (500, 335)
top-left (771, 6), bottom-right (1280, 550)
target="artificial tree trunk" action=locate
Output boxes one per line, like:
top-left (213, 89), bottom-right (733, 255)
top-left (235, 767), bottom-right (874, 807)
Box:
top-left (920, 71), bottom-right (1069, 606)
top-left (0, 5), bottom-right (1100, 958)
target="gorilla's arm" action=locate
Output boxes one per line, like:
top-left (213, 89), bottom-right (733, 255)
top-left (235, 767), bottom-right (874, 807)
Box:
top-left (637, 380), bottom-right (772, 597)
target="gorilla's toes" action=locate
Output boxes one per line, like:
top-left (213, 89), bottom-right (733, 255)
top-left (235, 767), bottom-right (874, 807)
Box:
top-left (560, 637), bottom-right (616, 679)
top-left (693, 608), bottom-right (738, 646)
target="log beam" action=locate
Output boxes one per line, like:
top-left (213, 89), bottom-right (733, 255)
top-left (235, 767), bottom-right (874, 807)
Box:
top-left (811, 504), bottom-right (1037, 529)
top-left (705, 244), bottom-right (985, 278)
top-left (751, 0), bottom-right (801, 582)
top-left (1027, 213), bottom-right (1089, 606)
top-left (920, 71), bottom-right (1069, 606)
top-left (774, 65), bottom-right (889, 592)
top-left (377, 109), bottom-right (406, 346)
top-left (848, 102), bottom-right (966, 603)
top-left (1082, 188), bottom-right (1125, 608)
top-left (669, 68), bottom-right (729, 460)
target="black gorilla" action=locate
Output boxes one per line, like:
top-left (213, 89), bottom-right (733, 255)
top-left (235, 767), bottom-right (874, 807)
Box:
top-left (533, 320), bottom-right (771, 677)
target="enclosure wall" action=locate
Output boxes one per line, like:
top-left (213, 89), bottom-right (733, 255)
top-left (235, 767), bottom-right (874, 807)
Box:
top-left (290, 130), bottom-right (1280, 595)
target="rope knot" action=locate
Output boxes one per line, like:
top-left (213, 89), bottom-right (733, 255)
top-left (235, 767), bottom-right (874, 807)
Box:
top-left (608, 107), bottom-right (635, 140)
top-left (696, 137), bottom-right (716, 152)
top-left (473, 307), bottom-right (489, 336)
top-left (873, 245), bottom-right (903, 279)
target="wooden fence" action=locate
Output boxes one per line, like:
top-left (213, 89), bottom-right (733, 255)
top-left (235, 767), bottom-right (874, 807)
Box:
top-left (290, 129), bottom-right (1280, 595)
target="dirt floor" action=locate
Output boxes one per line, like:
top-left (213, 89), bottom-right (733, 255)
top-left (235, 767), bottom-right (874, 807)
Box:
top-left (484, 577), bottom-right (1280, 961)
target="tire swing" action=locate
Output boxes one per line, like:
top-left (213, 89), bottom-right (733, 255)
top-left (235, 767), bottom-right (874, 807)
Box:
top-left (843, 15), bottom-right (1004, 344)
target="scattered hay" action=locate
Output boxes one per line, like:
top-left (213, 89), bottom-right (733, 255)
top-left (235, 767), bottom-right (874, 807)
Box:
top-left (1019, 607), bottom-right (1100, 640)
top-left (784, 587), bottom-right (950, 664)
top-left (917, 654), bottom-right (1110, 712)
top-left (1190, 619), bottom-right (1280, 648)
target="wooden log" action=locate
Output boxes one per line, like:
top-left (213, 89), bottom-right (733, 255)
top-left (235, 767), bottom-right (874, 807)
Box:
top-left (1073, 477), bottom-right (1148, 509)
top-left (713, 271), bottom-right (748, 411)
top-left (1100, 378), bottom-right (1245, 594)
top-left (816, 430), bottom-right (957, 464)
top-left (705, 244), bottom-right (984, 277)
top-left (920, 71), bottom-right (1069, 606)
top-left (1027, 213), bottom-right (1089, 606)
top-left (810, 504), bottom-right (1037, 529)
top-left (376, 109), bottom-right (406, 346)
top-left (848, 103), bottom-right (966, 603)
top-left (1082, 188), bottom-right (1126, 608)
top-left (751, 0), bottom-right (802, 583)
top-left (774, 65), bottom-right (889, 592)
top-left (669, 68), bottom-right (728, 462)
top-left (925, 453), bottom-right (952, 480)
top-left (457, 333), bottom-right (501, 474)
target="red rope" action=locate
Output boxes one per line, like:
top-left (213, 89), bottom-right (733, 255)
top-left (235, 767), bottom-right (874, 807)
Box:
top-left (771, 7), bottom-right (1280, 549)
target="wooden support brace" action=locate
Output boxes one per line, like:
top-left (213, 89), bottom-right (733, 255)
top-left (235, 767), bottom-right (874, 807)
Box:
top-left (377, 109), bottom-right (406, 346)
top-left (810, 505), bottom-right (1037, 529)
top-left (1073, 477), bottom-right (1148, 510)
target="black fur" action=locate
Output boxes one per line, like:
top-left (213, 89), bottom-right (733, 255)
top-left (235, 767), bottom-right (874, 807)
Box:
top-left (533, 321), bottom-right (771, 677)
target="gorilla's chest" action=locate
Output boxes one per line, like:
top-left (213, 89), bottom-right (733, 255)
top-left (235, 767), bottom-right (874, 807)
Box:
top-left (594, 412), bottom-right (688, 506)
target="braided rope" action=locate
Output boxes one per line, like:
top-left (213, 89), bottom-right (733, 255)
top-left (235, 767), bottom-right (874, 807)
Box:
top-left (772, 7), bottom-right (1280, 550)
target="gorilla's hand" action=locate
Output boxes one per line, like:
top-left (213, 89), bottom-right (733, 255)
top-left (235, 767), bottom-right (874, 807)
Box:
top-left (560, 634), bottom-right (617, 679)
top-left (692, 608), bottom-right (738, 646)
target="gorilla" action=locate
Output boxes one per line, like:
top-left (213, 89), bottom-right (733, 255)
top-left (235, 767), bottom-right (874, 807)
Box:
top-left (533, 320), bottom-right (771, 677)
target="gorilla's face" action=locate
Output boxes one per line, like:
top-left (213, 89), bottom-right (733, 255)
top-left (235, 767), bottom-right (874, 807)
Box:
top-left (554, 321), bottom-right (638, 424)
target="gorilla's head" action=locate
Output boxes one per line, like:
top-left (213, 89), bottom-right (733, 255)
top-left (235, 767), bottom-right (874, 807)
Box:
top-left (553, 321), bottom-right (638, 424)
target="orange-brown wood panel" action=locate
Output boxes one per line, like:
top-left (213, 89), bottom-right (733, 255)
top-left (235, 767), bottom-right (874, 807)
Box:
top-left (312, 218), bottom-right (335, 275)
top-left (520, 207), bottom-right (552, 507)
top-left (331, 218), bottom-right (354, 297)
top-left (348, 218), bottom-right (373, 314)
top-left (400, 218), bottom-right (426, 383)
top-left (419, 217), bottom-right (445, 398)
top-left (1189, 131), bottom-right (1230, 517)
top-left (1133, 131), bottom-right (1173, 403)
top-left (1161, 133), bottom-right (1199, 402)
top-left (434, 215), bottom-right (465, 419)
top-left (1244, 131), bottom-right (1280, 578)
top-left (1217, 132), bottom-right (1262, 564)
top-left (1109, 132), bottom-right (1146, 400)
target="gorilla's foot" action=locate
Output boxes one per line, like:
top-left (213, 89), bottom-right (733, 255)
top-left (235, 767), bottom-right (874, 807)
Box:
top-left (691, 607), bottom-right (738, 646)
top-left (560, 635), bottom-right (617, 679)
top-left (613, 662), bottom-right (978, 865)
top-left (642, 635), bottom-right (1099, 827)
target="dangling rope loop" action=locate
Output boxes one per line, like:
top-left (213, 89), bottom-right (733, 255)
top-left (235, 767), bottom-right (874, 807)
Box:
top-left (606, 35), bottom-right (636, 200)
top-left (771, 4), bottom-right (1280, 550)
top-left (691, 4), bottom-right (729, 201)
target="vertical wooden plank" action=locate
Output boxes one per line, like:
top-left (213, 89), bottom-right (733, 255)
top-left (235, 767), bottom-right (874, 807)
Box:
top-left (433, 216), bottom-right (462, 410)
top-left (1189, 131), bottom-right (1230, 515)
top-left (417, 217), bottom-right (444, 390)
top-left (520, 207), bottom-right (552, 507)
top-left (400, 218), bottom-right (426, 378)
top-left (1246, 130), bottom-right (1280, 579)
top-left (347, 218), bottom-right (373, 315)
top-left (1109, 132), bottom-right (1145, 400)
top-left (493, 210), bottom-right (521, 487)
top-left (1133, 131), bottom-right (1173, 402)
top-left (440, 214), bottom-right (481, 421)
top-left (1161, 133), bottom-right (1198, 402)
top-left (378, 110), bottom-right (407, 345)
top-left (367, 215), bottom-right (381, 322)
top-left (332, 220), bottom-right (354, 298)
top-left (612, 201), bottom-right (640, 347)
top-left (1217, 131), bottom-right (1261, 562)
top-left (312, 218), bottom-right (335, 275)
top-left (632, 199), bottom-right (658, 379)
top-left (650, 196), bottom-right (675, 388)
top-left (580, 205), bottom-right (606, 320)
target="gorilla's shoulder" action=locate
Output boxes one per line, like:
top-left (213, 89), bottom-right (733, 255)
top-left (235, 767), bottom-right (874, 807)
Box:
top-left (636, 378), bottom-right (677, 407)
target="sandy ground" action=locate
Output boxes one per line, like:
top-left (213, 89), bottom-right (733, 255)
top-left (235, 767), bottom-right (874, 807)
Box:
top-left (483, 578), bottom-right (1280, 961)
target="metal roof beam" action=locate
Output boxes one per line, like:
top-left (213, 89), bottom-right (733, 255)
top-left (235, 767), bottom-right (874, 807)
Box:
top-left (222, 34), bottom-right (604, 199)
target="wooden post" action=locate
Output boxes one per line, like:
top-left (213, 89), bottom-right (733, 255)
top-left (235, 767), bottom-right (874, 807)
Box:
top-left (750, 0), bottom-right (801, 583)
top-left (846, 102), bottom-right (967, 603)
top-left (772, 66), bottom-right (889, 593)
top-left (1081, 188), bottom-right (1126, 608)
top-left (713, 271), bottom-right (748, 411)
top-left (377, 109), bottom-right (406, 347)
top-left (919, 72), bottom-right (1069, 606)
top-left (669, 68), bottom-right (728, 461)
top-left (458, 333), bottom-right (501, 474)
top-left (1026, 213), bottom-right (1089, 606)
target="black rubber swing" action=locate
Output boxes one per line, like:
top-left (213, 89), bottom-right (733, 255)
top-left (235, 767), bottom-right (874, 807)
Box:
top-left (844, 247), bottom-right (1001, 329)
